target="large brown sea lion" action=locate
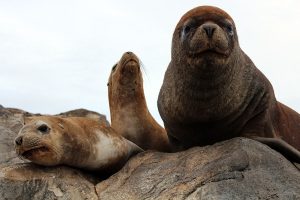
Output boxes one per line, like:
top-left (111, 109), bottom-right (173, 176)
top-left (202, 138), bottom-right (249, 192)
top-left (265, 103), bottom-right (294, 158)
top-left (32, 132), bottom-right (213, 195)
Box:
top-left (14, 116), bottom-right (143, 172)
top-left (157, 6), bottom-right (300, 162)
top-left (108, 52), bottom-right (171, 152)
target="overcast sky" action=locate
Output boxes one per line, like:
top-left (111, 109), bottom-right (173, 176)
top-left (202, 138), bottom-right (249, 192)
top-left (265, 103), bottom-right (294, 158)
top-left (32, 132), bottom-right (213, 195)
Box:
top-left (1, 0), bottom-right (299, 125)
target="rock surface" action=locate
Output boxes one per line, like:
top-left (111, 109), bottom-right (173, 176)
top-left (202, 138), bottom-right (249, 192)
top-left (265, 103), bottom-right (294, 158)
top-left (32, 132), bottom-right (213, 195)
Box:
top-left (0, 106), bottom-right (299, 200)
top-left (0, 164), bottom-right (99, 200)
top-left (0, 106), bottom-right (24, 166)
top-left (96, 138), bottom-right (300, 199)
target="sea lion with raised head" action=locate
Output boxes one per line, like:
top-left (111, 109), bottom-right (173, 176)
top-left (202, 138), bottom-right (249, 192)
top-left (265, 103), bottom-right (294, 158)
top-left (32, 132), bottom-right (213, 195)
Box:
top-left (108, 52), bottom-right (171, 152)
top-left (14, 116), bottom-right (143, 172)
top-left (157, 6), bottom-right (300, 162)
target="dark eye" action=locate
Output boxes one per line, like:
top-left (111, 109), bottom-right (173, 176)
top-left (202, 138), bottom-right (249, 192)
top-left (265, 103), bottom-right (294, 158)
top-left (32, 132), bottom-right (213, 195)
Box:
top-left (226, 25), bottom-right (234, 36)
top-left (182, 25), bottom-right (191, 36)
top-left (37, 124), bottom-right (50, 134)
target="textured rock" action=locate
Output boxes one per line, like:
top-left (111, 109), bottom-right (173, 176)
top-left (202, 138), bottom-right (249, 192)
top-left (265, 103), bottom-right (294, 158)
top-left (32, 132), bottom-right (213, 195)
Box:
top-left (1, 106), bottom-right (299, 199)
top-left (96, 138), bottom-right (300, 200)
top-left (0, 106), bottom-right (24, 166)
top-left (0, 164), bottom-right (99, 200)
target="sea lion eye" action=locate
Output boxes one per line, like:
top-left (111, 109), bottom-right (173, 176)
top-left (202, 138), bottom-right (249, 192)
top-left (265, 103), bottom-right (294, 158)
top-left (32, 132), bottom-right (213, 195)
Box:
top-left (226, 25), bottom-right (234, 36)
top-left (182, 25), bottom-right (191, 36)
top-left (37, 124), bottom-right (50, 134)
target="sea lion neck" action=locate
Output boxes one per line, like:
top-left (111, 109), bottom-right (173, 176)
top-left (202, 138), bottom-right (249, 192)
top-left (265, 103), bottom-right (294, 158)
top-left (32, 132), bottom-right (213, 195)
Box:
top-left (109, 81), bottom-right (147, 110)
top-left (160, 45), bottom-right (258, 124)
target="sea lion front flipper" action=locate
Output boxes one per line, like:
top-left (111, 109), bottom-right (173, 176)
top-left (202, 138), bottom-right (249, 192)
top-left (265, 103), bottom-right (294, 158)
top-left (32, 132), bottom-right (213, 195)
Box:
top-left (252, 137), bottom-right (300, 164)
top-left (126, 139), bottom-right (144, 157)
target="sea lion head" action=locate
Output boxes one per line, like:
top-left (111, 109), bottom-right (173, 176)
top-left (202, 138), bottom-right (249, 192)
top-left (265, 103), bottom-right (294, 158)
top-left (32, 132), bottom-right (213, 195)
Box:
top-left (15, 116), bottom-right (65, 166)
top-left (172, 6), bottom-right (239, 69)
top-left (108, 51), bottom-right (144, 106)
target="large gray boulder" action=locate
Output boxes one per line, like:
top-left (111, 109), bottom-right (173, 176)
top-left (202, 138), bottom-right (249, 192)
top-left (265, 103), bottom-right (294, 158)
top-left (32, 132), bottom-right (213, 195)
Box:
top-left (0, 106), bottom-right (299, 199)
top-left (96, 137), bottom-right (300, 199)
top-left (0, 164), bottom-right (99, 200)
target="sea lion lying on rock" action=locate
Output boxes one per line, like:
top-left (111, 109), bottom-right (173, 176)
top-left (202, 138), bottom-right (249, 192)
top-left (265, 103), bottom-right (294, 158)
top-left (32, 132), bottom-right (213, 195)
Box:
top-left (14, 116), bottom-right (143, 172)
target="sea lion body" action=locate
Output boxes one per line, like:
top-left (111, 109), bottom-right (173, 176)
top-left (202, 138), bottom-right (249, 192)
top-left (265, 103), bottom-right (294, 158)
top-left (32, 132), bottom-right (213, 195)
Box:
top-left (14, 116), bottom-right (143, 172)
top-left (157, 6), bottom-right (300, 161)
top-left (108, 52), bottom-right (171, 152)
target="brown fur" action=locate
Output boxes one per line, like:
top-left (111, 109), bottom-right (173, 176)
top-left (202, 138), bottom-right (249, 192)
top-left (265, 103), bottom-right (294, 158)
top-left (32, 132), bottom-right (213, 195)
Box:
top-left (157, 6), bottom-right (300, 161)
top-left (15, 116), bottom-right (143, 172)
top-left (108, 52), bottom-right (171, 152)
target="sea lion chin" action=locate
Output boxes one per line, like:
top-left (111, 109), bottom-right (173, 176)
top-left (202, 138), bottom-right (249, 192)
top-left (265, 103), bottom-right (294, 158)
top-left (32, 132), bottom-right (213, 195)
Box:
top-left (158, 5), bottom-right (300, 162)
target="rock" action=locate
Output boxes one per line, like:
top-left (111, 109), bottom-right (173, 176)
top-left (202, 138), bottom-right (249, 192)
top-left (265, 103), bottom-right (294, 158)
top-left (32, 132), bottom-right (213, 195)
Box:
top-left (96, 138), bottom-right (300, 200)
top-left (0, 108), bottom-right (24, 166)
top-left (1, 107), bottom-right (299, 199)
top-left (56, 108), bottom-right (110, 126)
top-left (0, 164), bottom-right (99, 200)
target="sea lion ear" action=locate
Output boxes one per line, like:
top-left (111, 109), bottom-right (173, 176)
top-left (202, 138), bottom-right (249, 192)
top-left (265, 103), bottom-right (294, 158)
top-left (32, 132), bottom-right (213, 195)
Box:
top-left (112, 63), bottom-right (117, 71)
top-left (58, 123), bottom-right (64, 129)
top-left (23, 116), bottom-right (34, 125)
top-left (20, 115), bottom-right (25, 125)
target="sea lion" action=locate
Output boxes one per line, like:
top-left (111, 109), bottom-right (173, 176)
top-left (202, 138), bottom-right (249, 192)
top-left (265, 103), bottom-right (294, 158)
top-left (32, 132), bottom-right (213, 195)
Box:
top-left (108, 52), bottom-right (171, 152)
top-left (157, 6), bottom-right (300, 162)
top-left (14, 116), bottom-right (143, 172)
top-left (56, 108), bottom-right (110, 127)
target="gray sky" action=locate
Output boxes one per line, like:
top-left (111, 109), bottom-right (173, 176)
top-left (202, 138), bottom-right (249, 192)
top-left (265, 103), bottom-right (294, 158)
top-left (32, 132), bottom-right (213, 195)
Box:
top-left (1, 0), bottom-right (299, 125)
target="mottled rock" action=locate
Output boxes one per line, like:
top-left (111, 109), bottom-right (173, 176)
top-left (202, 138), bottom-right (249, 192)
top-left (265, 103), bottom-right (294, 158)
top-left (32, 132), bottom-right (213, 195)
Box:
top-left (96, 138), bottom-right (300, 200)
top-left (0, 164), bottom-right (99, 200)
top-left (0, 107), bottom-right (24, 166)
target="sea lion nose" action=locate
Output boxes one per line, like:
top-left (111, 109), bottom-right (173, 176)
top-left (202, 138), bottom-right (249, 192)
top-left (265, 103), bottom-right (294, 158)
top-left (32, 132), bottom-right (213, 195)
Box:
top-left (15, 136), bottom-right (23, 146)
top-left (203, 24), bottom-right (216, 38)
top-left (126, 51), bottom-right (133, 55)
